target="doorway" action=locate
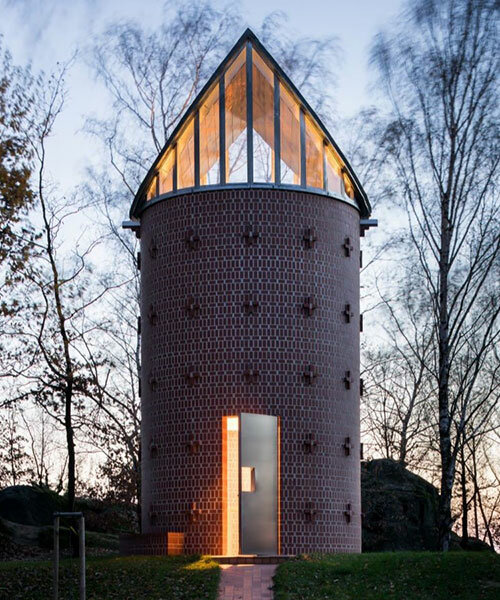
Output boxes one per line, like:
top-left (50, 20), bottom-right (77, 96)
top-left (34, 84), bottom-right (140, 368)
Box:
top-left (222, 413), bottom-right (278, 555)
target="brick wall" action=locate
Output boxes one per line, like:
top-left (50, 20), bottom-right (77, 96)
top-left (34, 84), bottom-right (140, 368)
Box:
top-left (139, 188), bottom-right (361, 554)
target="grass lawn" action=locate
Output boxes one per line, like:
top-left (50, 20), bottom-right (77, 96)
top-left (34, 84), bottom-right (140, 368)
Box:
top-left (0, 555), bottom-right (219, 600)
top-left (273, 551), bottom-right (500, 600)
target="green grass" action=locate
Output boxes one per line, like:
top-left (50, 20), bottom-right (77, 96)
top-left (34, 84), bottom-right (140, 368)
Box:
top-left (0, 555), bottom-right (219, 600)
top-left (273, 551), bottom-right (500, 600)
top-left (1, 551), bottom-right (498, 600)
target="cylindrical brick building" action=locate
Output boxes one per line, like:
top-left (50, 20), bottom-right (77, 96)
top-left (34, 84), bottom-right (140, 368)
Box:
top-left (123, 29), bottom-right (373, 557)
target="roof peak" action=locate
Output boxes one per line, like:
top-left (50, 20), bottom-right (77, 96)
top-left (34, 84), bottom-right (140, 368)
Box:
top-left (129, 27), bottom-right (370, 219)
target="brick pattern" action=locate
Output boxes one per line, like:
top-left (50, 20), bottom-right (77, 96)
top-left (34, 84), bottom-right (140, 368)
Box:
top-left (218, 564), bottom-right (276, 600)
top-left (139, 188), bottom-right (362, 555)
top-left (119, 532), bottom-right (184, 555)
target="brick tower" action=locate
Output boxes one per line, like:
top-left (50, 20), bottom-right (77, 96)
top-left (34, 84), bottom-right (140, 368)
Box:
top-left (122, 29), bottom-right (374, 557)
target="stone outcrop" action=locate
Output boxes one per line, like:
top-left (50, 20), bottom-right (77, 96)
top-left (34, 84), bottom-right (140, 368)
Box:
top-left (362, 459), bottom-right (440, 551)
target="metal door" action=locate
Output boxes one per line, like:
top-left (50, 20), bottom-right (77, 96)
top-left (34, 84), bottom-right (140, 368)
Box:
top-left (240, 413), bottom-right (278, 555)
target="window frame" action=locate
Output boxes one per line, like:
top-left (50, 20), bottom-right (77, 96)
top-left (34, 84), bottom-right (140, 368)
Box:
top-left (142, 39), bottom-right (359, 211)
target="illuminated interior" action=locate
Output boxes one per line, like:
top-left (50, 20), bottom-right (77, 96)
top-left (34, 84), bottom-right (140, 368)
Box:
top-left (241, 466), bottom-right (255, 492)
top-left (135, 32), bottom-right (365, 214)
top-left (280, 83), bottom-right (301, 185)
top-left (222, 416), bottom-right (239, 555)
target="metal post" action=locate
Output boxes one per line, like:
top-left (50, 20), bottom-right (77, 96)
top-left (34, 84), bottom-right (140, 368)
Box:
top-left (194, 110), bottom-right (200, 188)
top-left (53, 516), bottom-right (60, 600)
top-left (322, 141), bottom-right (328, 192)
top-left (173, 144), bottom-right (178, 191)
top-left (79, 516), bottom-right (86, 600)
top-left (219, 78), bottom-right (226, 185)
top-left (273, 72), bottom-right (281, 185)
top-left (246, 41), bottom-right (254, 184)
top-left (300, 109), bottom-right (306, 188)
top-left (53, 512), bottom-right (85, 600)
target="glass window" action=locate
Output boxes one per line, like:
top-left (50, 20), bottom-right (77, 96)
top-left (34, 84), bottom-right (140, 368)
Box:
top-left (280, 84), bottom-right (301, 185)
top-left (252, 50), bottom-right (275, 182)
top-left (140, 43), bottom-right (360, 207)
top-left (343, 171), bottom-right (355, 199)
top-left (199, 84), bottom-right (220, 185)
top-left (305, 115), bottom-right (323, 189)
top-left (177, 119), bottom-right (195, 189)
top-left (225, 48), bottom-right (247, 183)
top-left (158, 149), bottom-right (175, 195)
top-left (325, 145), bottom-right (342, 196)
top-left (146, 176), bottom-right (157, 201)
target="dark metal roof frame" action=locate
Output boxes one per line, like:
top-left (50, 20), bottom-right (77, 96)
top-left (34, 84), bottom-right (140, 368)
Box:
top-left (129, 28), bottom-right (371, 219)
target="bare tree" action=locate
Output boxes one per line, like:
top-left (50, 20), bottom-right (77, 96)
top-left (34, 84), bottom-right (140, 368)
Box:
top-left (86, 0), bottom-right (242, 195)
top-left (0, 405), bottom-right (33, 486)
top-left (362, 303), bottom-right (435, 469)
top-left (79, 302), bottom-right (142, 519)
top-left (371, 0), bottom-right (499, 550)
top-left (20, 405), bottom-right (68, 491)
top-left (456, 354), bottom-right (500, 548)
top-left (2, 62), bottom-right (119, 524)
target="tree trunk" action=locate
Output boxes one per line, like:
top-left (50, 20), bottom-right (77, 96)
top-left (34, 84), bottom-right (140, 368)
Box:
top-left (136, 471), bottom-right (142, 533)
top-left (437, 190), bottom-right (453, 552)
top-left (476, 479), bottom-right (495, 549)
top-left (399, 414), bottom-right (408, 467)
top-left (460, 442), bottom-right (468, 544)
top-left (65, 387), bottom-right (75, 513)
top-left (65, 385), bottom-right (79, 557)
top-left (472, 438), bottom-right (479, 539)
top-left (438, 460), bottom-right (454, 551)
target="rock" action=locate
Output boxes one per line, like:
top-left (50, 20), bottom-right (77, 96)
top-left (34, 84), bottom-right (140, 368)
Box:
top-left (0, 516), bottom-right (118, 560)
top-left (362, 458), bottom-right (440, 551)
top-left (0, 486), bottom-right (137, 533)
top-left (0, 486), bottom-right (63, 527)
top-left (456, 535), bottom-right (495, 552)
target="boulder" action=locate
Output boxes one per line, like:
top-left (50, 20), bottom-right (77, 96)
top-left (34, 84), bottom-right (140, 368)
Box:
top-left (455, 534), bottom-right (495, 552)
top-left (362, 459), bottom-right (440, 551)
top-left (0, 486), bottom-right (63, 527)
top-left (0, 485), bottom-right (137, 533)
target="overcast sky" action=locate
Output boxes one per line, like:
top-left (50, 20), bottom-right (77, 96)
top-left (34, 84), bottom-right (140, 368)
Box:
top-left (0, 0), bottom-right (404, 193)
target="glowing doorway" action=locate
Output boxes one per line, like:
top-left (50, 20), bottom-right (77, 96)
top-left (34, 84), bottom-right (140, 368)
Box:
top-left (222, 416), bottom-right (239, 555)
top-left (222, 414), bottom-right (278, 555)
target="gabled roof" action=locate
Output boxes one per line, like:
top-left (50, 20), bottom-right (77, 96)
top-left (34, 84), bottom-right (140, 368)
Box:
top-left (130, 28), bottom-right (371, 219)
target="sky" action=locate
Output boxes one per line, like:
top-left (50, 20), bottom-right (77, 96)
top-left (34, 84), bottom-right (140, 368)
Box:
top-left (0, 0), bottom-right (404, 196)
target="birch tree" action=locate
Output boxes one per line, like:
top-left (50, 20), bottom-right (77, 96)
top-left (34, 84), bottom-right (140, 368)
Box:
top-left (371, 0), bottom-right (499, 549)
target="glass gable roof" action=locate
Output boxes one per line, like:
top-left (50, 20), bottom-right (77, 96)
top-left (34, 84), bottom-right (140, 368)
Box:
top-left (130, 29), bottom-right (370, 219)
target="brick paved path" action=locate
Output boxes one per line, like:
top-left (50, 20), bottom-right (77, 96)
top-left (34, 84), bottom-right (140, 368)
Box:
top-left (217, 564), bottom-right (276, 600)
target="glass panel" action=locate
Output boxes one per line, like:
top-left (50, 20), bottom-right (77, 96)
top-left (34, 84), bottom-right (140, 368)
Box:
top-left (252, 50), bottom-right (274, 182)
top-left (199, 84), bottom-right (220, 185)
top-left (158, 149), bottom-right (175, 195)
top-left (280, 84), bottom-right (301, 185)
top-left (325, 145), bottom-right (343, 196)
top-left (343, 171), bottom-right (355, 199)
top-left (146, 176), bottom-right (157, 201)
top-left (225, 47), bottom-right (247, 183)
top-left (305, 115), bottom-right (323, 189)
top-left (177, 119), bottom-right (195, 189)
